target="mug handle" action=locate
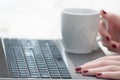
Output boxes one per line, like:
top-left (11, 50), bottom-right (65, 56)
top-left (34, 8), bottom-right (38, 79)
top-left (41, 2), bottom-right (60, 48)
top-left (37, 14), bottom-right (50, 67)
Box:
top-left (97, 17), bottom-right (109, 42)
top-left (93, 17), bottom-right (109, 51)
top-left (102, 18), bottom-right (109, 31)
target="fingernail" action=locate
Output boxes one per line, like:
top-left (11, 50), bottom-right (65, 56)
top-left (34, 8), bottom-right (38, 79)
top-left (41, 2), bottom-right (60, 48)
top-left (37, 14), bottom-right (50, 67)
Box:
top-left (112, 44), bottom-right (117, 49)
top-left (96, 73), bottom-right (102, 76)
top-left (102, 10), bottom-right (107, 14)
top-left (83, 70), bottom-right (88, 73)
top-left (105, 37), bottom-right (110, 41)
top-left (75, 67), bottom-right (81, 72)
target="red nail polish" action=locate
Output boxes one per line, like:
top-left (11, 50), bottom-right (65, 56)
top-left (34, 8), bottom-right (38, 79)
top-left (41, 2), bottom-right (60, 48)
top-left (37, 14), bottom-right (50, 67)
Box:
top-left (83, 70), bottom-right (88, 73)
top-left (112, 44), bottom-right (117, 49)
top-left (102, 10), bottom-right (107, 14)
top-left (75, 67), bottom-right (81, 72)
top-left (96, 73), bottom-right (102, 76)
top-left (105, 37), bottom-right (110, 41)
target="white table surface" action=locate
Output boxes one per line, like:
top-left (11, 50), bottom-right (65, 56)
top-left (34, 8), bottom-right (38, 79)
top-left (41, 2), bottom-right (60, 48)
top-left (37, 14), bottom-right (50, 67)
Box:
top-left (0, 0), bottom-right (119, 56)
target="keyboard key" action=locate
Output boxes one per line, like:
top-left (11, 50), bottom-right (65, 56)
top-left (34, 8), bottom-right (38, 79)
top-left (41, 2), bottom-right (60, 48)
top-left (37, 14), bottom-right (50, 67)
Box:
top-left (21, 40), bottom-right (31, 46)
top-left (28, 40), bottom-right (39, 46)
top-left (51, 74), bottom-right (61, 79)
top-left (29, 69), bottom-right (39, 73)
top-left (49, 69), bottom-right (59, 73)
top-left (4, 38), bottom-right (11, 45)
top-left (40, 72), bottom-right (50, 78)
top-left (20, 74), bottom-right (30, 78)
top-left (11, 73), bottom-right (19, 78)
top-left (30, 74), bottom-right (40, 78)
top-left (54, 56), bottom-right (67, 69)
top-left (61, 74), bottom-right (71, 79)
top-left (19, 70), bottom-right (29, 74)
top-left (11, 39), bottom-right (20, 46)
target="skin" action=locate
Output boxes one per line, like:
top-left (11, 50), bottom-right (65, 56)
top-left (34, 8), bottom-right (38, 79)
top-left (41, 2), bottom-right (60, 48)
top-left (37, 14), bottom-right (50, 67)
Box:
top-left (75, 10), bottom-right (120, 79)
top-left (99, 10), bottom-right (120, 52)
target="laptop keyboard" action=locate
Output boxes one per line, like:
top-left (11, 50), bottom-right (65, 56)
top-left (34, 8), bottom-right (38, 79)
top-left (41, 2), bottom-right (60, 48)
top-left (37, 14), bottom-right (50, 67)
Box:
top-left (3, 38), bottom-right (71, 79)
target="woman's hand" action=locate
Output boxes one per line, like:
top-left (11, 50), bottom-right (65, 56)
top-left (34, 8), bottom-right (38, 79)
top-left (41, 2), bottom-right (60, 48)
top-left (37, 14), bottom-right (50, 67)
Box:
top-left (75, 10), bottom-right (120, 79)
top-left (99, 10), bottom-right (120, 53)
top-left (75, 56), bottom-right (120, 79)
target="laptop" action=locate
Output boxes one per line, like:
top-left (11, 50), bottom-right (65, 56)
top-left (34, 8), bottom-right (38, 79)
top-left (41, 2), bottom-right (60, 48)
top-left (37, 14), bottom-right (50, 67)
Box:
top-left (0, 38), bottom-right (105, 80)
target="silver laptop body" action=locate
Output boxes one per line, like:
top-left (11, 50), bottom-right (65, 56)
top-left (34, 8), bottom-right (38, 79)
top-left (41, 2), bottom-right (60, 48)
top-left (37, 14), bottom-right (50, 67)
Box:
top-left (0, 38), bottom-right (105, 80)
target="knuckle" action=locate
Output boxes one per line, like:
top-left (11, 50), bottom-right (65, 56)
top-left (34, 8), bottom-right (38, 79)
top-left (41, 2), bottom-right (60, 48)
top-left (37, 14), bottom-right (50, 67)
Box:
top-left (98, 59), bottom-right (117, 66)
top-left (98, 60), bottom-right (109, 66)
top-left (107, 65), bottom-right (118, 71)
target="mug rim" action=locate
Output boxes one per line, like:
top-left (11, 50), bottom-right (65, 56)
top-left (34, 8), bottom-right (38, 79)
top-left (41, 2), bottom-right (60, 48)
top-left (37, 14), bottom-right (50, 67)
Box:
top-left (62, 8), bottom-right (99, 15)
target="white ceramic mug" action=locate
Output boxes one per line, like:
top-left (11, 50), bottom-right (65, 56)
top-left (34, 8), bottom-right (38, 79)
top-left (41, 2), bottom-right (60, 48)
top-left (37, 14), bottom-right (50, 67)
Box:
top-left (61, 8), bottom-right (103, 54)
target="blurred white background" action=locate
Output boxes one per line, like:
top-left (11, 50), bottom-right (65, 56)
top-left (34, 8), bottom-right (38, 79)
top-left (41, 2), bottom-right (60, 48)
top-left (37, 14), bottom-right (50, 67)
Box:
top-left (0, 0), bottom-right (120, 39)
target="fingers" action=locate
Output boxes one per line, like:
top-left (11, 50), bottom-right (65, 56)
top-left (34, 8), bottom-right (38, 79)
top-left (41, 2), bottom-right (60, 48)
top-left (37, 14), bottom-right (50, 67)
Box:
top-left (97, 55), bottom-right (120, 61)
top-left (102, 39), bottom-right (120, 53)
top-left (99, 18), bottom-right (120, 52)
top-left (99, 20), bottom-right (111, 42)
top-left (75, 56), bottom-right (120, 73)
top-left (82, 65), bottom-right (120, 76)
top-left (75, 56), bottom-right (120, 79)
top-left (100, 10), bottom-right (112, 22)
top-left (81, 60), bottom-right (120, 70)
top-left (96, 71), bottom-right (120, 79)
top-left (100, 10), bottom-right (120, 26)
top-left (82, 65), bottom-right (120, 79)
top-left (108, 40), bottom-right (120, 52)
